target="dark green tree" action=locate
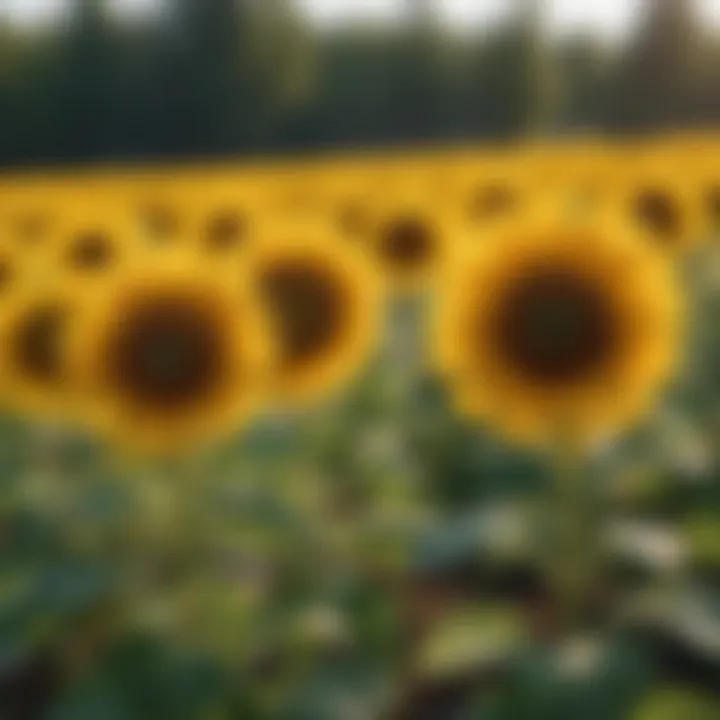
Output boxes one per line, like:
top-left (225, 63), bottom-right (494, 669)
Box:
top-left (555, 35), bottom-right (611, 131)
top-left (341, 0), bottom-right (453, 144)
top-left (250, 0), bottom-right (319, 150)
top-left (381, 27), bottom-right (454, 142)
top-left (157, 0), bottom-right (262, 156)
top-left (462, 0), bottom-right (555, 140)
top-left (309, 8), bottom-right (453, 148)
top-left (56, 0), bottom-right (119, 162)
top-left (692, 26), bottom-right (720, 125)
top-left (606, 0), bottom-right (703, 132)
top-left (309, 30), bottom-right (396, 146)
top-left (0, 21), bottom-right (27, 163)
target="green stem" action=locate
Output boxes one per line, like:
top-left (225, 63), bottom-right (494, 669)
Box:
top-left (172, 454), bottom-right (208, 576)
top-left (544, 436), bottom-right (601, 634)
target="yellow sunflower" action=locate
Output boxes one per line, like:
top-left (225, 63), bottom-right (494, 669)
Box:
top-left (418, 158), bottom-right (483, 210)
top-left (332, 186), bottom-right (379, 240)
top-left (246, 221), bottom-right (384, 405)
top-left (704, 179), bottom-right (720, 233)
top-left (259, 167), bottom-right (343, 223)
top-left (42, 202), bottom-right (146, 285)
top-left (651, 129), bottom-right (720, 169)
top-left (608, 169), bottom-right (706, 253)
top-left (67, 249), bottom-right (272, 454)
top-left (0, 242), bottom-right (22, 298)
top-left (0, 285), bottom-right (78, 419)
top-left (305, 172), bottom-right (382, 241)
top-left (109, 174), bottom-right (199, 247)
top-left (433, 216), bottom-right (683, 447)
top-left (361, 187), bottom-right (456, 294)
top-left (546, 154), bottom-right (625, 219)
top-left (136, 198), bottom-right (184, 244)
top-left (176, 185), bottom-right (264, 259)
top-left (691, 168), bottom-right (720, 234)
top-left (0, 180), bottom-right (78, 251)
top-left (453, 157), bottom-right (538, 232)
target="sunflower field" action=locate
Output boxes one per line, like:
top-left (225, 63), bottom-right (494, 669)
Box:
top-left (2, 132), bottom-right (720, 720)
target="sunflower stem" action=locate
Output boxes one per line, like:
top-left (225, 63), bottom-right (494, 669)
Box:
top-left (545, 433), bottom-right (600, 635)
top-left (156, 452), bottom-right (208, 595)
top-left (176, 454), bottom-right (208, 571)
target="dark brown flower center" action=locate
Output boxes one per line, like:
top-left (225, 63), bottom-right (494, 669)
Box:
top-left (379, 216), bottom-right (434, 270)
top-left (633, 188), bottom-right (681, 241)
top-left (259, 260), bottom-right (345, 369)
top-left (206, 210), bottom-right (245, 251)
top-left (139, 204), bottom-right (178, 241)
top-left (470, 184), bottom-right (516, 221)
top-left (105, 295), bottom-right (227, 413)
top-left (490, 266), bottom-right (619, 385)
top-left (68, 231), bottom-right (115, 271)
top-left (705, 185), bottom-right (720, 227)
top-left (12, 304), bottom-right (67, 384)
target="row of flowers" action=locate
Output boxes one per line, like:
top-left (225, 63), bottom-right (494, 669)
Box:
top-left (0, 131), bottom-right (712, 455)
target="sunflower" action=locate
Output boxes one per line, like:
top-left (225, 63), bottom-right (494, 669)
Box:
top-left (246, 222), bottom-right (383, 405)
top-left (418, 157), bottom-right (482, 210)
top-left (691, 169), bottom-right (720, 234)
top-left (180, 188), bottom-right (258, 258)
top-left (35, 202), bottom-right (147, 290)
top-left (67, 250), bottom-right (272, 454)
top-left (334, 189), bottom-right (377, 239)
top-left (651, 129), bottom-right (720, 168)
top-left (0, 243), bottom-right (22, 298)
top-left (360, 186), bottom-right (456, 294)
top-left (467, 178), bottom-right (519, 222)
top-left (523, 139), bottom-right (631, 213)
top-left (433, 216), bottom-right (683, 446)
top-left (704, 180), bottom-right (720, 232)
top-left (0, 285), bottom-right (78, 418)
top-left (608, 168), bottom-right (706, 252)
top-left (0, 181), bottom-right (73, 251)
top-left (453, 156), bottom-right (539, 232)
top-left (136, 198), bottom-right (184, 244)
top-left (202, 205), bottom-right (249, 253)
top-left (0, 231), bottom-right (35, 322)
top-left (554, 156), bottom-right (623, 219)
top-left (261, 168), bottom-right (342, 223)
top-left (113, 174), bottom-right (198, 247)
top-left (317, 174), bottom-right (381, 240)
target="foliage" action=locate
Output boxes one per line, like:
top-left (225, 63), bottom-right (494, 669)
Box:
top-left (2, 0), bottom-right (720, 166)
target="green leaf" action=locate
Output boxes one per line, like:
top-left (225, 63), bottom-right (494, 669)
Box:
top-left (417, 604), bottom-right (528, 680)
top-left (50, 635), bottom-right (226, 720)
top-left (503, 636), bottom-right (654, 720)
top-left (630, 687), bottom-right (720, 720)
top-left (50, 675), bottom-right (133, 720)
top-left (684, 516), bottom-right (720, 567)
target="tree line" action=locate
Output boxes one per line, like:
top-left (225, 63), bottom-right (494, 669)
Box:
top-left (0, 0), bottom-right (716, 168)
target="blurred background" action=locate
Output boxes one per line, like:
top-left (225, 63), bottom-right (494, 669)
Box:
top-left (1, 0), bottom-right (720, 165)
top-left (2, 2), bottom-right (720, 720)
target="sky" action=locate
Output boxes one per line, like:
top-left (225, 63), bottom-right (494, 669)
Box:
top-left (3, 0), bottom-right (720, 43)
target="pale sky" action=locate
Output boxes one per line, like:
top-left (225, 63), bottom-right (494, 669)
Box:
top-left (3, 0), bottom-right (720, 42)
